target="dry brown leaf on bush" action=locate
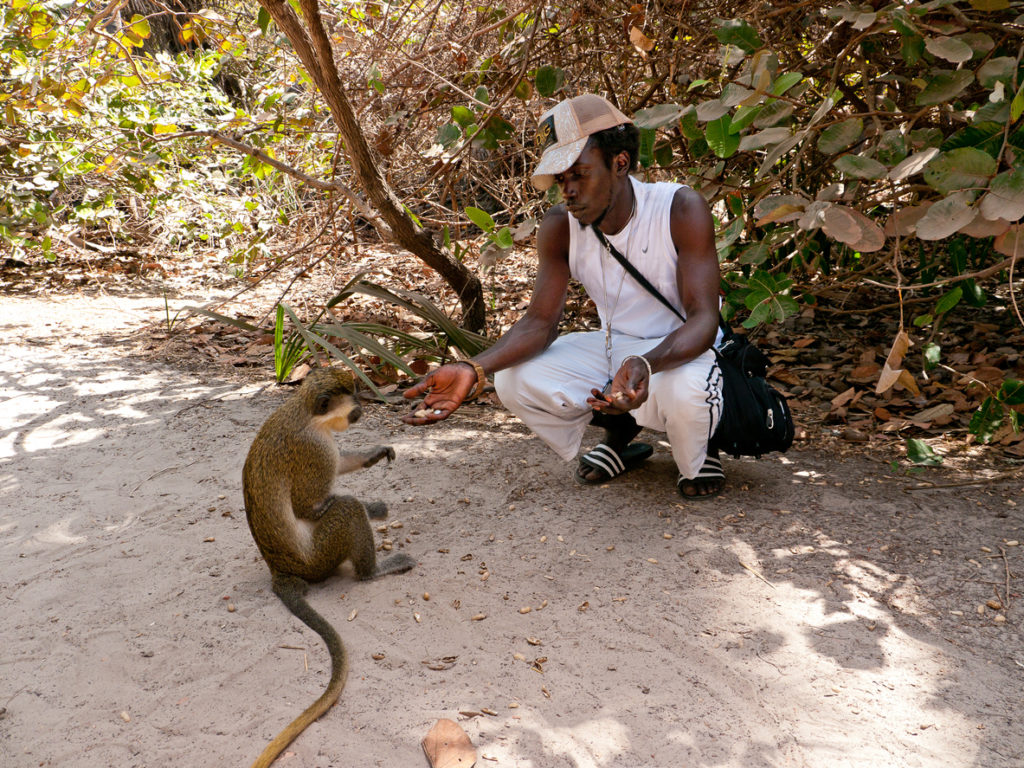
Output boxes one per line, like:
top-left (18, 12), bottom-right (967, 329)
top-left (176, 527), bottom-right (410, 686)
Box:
top-left (876, 330), bottom-right (912, 395)
top-left (629, 26), bottom-right (655, 53)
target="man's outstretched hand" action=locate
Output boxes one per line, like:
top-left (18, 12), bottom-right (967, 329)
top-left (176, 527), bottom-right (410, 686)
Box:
top-left (402, 363), bottom-right (477, 425)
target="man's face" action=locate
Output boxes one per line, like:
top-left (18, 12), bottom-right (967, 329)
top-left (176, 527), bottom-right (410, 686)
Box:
top-left (554, 145), bottom-right (615, 226)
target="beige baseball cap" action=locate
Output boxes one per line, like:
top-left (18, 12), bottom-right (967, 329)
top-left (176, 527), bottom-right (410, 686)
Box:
top-left (531, 94), bottom-right (633, 191)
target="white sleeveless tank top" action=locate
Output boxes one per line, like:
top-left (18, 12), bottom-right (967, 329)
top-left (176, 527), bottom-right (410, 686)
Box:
top-left (568, 176), bottom-right (686, 339)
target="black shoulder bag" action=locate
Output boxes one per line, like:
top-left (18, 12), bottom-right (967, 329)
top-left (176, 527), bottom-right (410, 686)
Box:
top-left (591, 224), bottom-right (794, 458)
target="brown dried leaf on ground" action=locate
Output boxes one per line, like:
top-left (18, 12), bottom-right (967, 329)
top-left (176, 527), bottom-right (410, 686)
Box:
top-left (422, 718), bottom-right (476, 768)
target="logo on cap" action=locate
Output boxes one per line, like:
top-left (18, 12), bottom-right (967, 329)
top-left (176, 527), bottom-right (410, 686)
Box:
top-left (535, 115), bottom-right (556, 153)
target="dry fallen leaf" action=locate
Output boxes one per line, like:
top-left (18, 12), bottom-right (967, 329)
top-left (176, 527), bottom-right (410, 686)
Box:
top-left (422, 718), bottom-right (477, 768)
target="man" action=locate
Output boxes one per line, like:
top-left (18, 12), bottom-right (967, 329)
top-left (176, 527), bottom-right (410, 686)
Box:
top-left (403, 94), bottom-right (725, 498)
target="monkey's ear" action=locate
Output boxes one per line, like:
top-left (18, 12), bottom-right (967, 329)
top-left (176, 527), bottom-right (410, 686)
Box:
top-left (314, 394), bottom-right (331, 415)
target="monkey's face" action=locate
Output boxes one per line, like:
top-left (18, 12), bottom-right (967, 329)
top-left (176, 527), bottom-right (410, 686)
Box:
top-left (303, 368), bottom-right (360, 433)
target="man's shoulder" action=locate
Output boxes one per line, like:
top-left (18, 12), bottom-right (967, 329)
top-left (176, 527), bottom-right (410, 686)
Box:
top-left (634, 177), bottom-right (688, 206)
top-left (537, 203), bottom-right (572, 256)
top-left (540, 203), bottom-right (571, 235)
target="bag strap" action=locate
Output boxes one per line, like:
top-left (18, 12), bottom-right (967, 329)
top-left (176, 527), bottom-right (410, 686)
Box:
top-left (590, 223), bottom-right (733, 339)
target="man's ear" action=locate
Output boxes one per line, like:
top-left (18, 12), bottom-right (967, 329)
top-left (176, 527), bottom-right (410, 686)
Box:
top-left (615, 151), bottom-right (630, 176)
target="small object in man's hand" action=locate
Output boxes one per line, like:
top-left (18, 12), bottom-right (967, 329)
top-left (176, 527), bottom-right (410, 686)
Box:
top-left (414, 409), bottom-right (432, 418)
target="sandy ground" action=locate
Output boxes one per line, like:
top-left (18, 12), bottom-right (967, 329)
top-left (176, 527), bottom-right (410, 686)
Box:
top-left (1, 291), bottom-right (1022, 768)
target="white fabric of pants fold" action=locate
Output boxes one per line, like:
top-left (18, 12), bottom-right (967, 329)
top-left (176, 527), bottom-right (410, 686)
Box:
top-left (493, 331), bottom-right (723, 479)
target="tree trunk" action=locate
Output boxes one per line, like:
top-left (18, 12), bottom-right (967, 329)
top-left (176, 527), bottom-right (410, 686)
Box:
top-left (258, 0), bottom-right (485, 332)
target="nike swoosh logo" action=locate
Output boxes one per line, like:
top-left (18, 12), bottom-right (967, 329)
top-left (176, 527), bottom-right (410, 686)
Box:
top-left (641, 244), bottom-right (649, 254)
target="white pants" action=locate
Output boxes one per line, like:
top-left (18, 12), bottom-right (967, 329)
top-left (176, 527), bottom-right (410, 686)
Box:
top-left (493, 331), bottom-right (723, 479)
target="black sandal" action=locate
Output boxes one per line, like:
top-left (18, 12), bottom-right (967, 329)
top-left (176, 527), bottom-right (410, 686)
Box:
top-left (575, 442), bottom-right (654, 485)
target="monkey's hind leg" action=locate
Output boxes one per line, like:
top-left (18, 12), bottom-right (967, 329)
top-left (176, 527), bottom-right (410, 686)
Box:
top-left (250, 574), bottom-right (350, 768)
top-left (313, 494), bottom-right (416, 581)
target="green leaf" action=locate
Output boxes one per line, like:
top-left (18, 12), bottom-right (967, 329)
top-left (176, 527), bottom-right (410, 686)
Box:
top-left (833, 154), bottom-right (887, 179)
top-left (771, 72), bottom-right (803, 96)
top-left (962, 279), bottom-right (986, 307)
top-left (680, 108), bottom-right (702, 140)
top-left (713, 18), bottom-right (762, 53)
top-left (738, 127), bottom-right (791, 151)
top-left (941, 122), bottom-right (1003, 155)
top-left (486, 116), bottom-right (513, 142)
top-left (514, 80), bottom-right (533, 100)
top-left (968, 396), bottom-right (1003, 443)
top-left (935, 286), bottom-right (963, 315)
top-left (915, 70), bottom-right (975, 106)
top-left (876, 130), bottom-right (908, 165)
top-left (638, 127), bottom-right (656, 167)
top-left (923, 147), bottom-right (997, 194)
top-left (451, 105), bottom-right (475, 127)
top-left (738, 242), bottom-right (770, 265)
top-left (474, 86), bottom-right (489, 106)
top-left (901, 34), bottom-right (925, 66)
top-left (755, 132), bottom-right (804, 179)
top-left (980, 169), bottom-right (1024, 221)
top-left (916, 192), bottom-right (976, 240)
top-left (473, 128), bottom-right (497, 150)
top-left (906, 438), bottom-right (943, 465)
top-left (922, 342), bottom-right (941, 370)
top-left (634, 103), bottom-right (690, 130)
top-left (436, 123), bottom-right (460, 148)
top-left (998, 379), bottom-right (1024, 405)
top-left (752, 100), bottom-right (794, 129)
top-left (705, 116), bottom-right (740, 158)
top-left (716, 216), bottom-right (744, 250)
top-left (465, 206), bottom-right (495, 233)
top-left (535, 65), bottom-right (564, 98)
top-left (257, 6), bottom-right (271, 34)
top-left (654, 141), bottom-right (674, 167)
top-left (891, 9), bottom-right (919, 37)
top-left (492, 227), bottom-right (514, 249)
top-left (688, 137), bottom-right (710, 158)
top-left (925, 35), bottom-right (973, 63)
top-left (729, 105), bottom-right (762, 134)
top-left (817, 118), bottom-right (864, 154)
top-left (977, 56), bottom-right (1015, 88)
top-left (1012, 82), bottom-right (1024, 122)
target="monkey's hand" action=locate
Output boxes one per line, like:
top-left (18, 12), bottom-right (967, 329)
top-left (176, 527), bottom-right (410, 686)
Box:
top-left (363, 446), bottom-right (395, 468)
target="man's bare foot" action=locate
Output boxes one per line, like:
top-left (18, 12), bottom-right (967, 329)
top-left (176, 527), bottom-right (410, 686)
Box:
top-left (677, 451), bottom-right (725, 499)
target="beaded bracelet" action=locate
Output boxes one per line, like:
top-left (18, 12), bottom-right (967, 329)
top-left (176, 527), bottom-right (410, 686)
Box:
top-left (623, 354), bottom-right (653, 380)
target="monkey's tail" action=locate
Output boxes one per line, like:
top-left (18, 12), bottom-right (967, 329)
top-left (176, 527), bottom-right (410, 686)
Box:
top-left (250, 574), bottom-right (350, 768)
